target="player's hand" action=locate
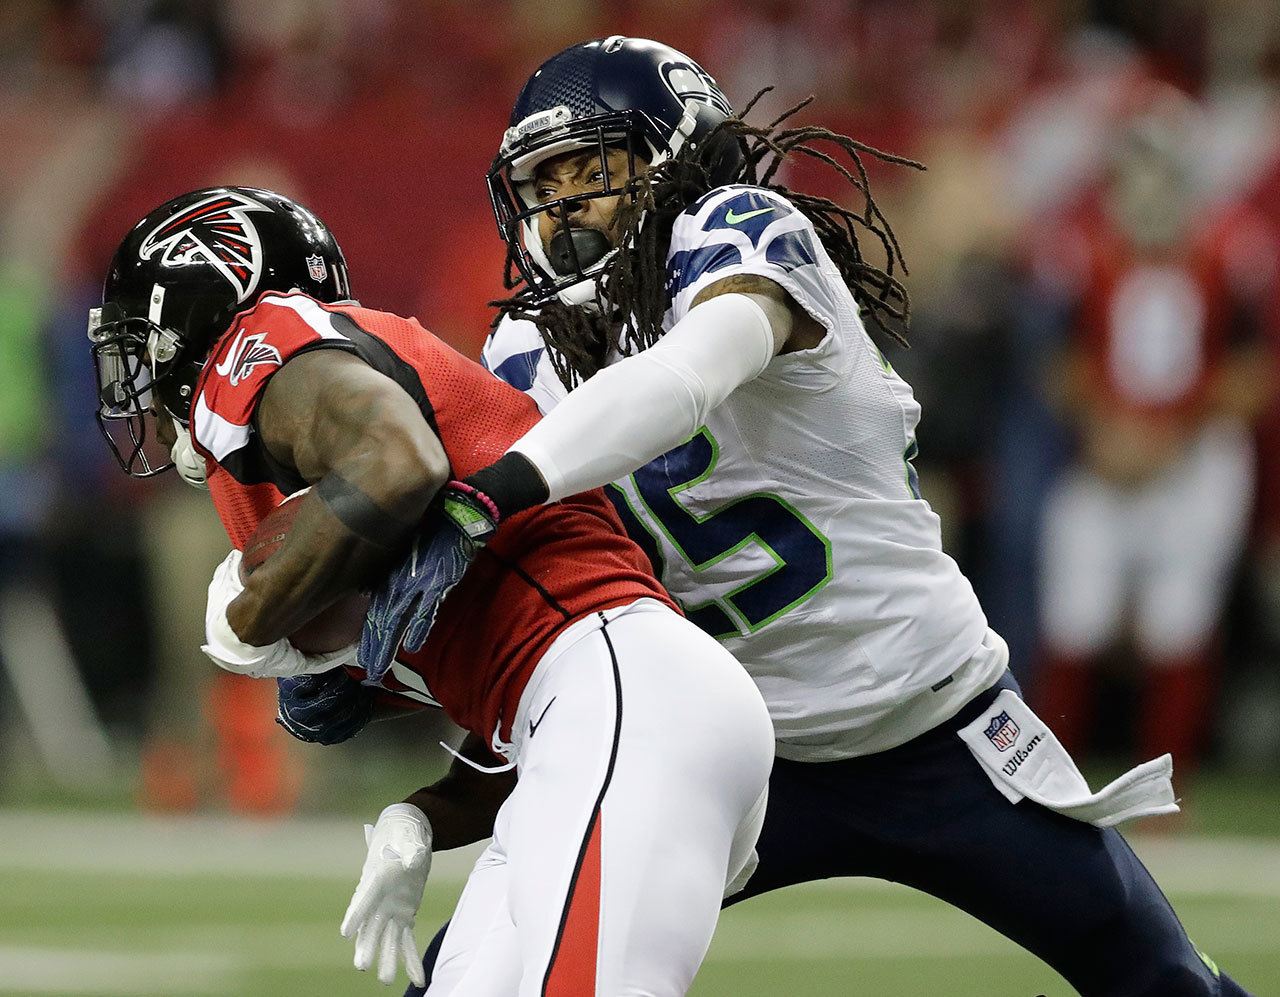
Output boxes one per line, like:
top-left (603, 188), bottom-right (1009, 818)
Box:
top-left (341, 803), bottom-right (432, 987)
top-left (202, 550), bottom-right (357, 679)
top-left (276, 668), bottom-right (374, 745)
top-left (358, 482), bottom-right (498, 683)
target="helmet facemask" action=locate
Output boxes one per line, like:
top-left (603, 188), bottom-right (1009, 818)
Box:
top-left (488, 109), bottom-right (671, 307)
top-left (87, 301), bottom-right (199, 478)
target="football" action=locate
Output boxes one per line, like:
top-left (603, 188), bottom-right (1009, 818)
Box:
top-left (240, 489), bottom-right (369, 654)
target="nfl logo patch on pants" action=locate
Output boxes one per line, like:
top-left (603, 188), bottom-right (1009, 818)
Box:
top-left (984, 710), bottom-right (1020, 752)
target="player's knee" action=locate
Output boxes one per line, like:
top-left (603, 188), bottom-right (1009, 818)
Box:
top-left (1125, 957), bottom-right (1225, 997)
top-left (1059, 869), bottom-right (1225, 996)
top-left (1215, 971), bottom-right (1256, 997)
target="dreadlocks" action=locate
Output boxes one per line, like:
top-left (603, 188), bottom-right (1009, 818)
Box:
top-left (496, 90), bottom-right (925, 390)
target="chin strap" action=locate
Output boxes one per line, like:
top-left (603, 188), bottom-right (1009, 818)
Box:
top-left (171, 421), bottom-right (208, 490)
top-left (555, 273), bottom-right (606, 309)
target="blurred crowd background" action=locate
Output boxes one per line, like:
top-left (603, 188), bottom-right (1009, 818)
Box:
top-left (2, 0), bottom-right (1280, 821)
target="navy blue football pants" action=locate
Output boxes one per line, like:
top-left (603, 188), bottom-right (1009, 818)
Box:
top-left (409, 672), bottom-right (1251, 996)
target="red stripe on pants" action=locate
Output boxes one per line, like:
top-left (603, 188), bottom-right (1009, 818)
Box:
top-left (544, 812), bottom-right (603, 995)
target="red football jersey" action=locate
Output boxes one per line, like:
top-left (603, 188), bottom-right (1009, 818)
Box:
top-left (1067, 211), bottom-right (1271, 424)
top-left (190, 291), bottom-right (676, 743)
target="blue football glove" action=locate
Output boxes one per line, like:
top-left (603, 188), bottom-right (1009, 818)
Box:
top-left (276, 668), bottom-right (375, 745)
top-left (358, 482), bottom-right (498, 685)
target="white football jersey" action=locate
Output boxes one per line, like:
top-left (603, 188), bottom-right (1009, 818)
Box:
top-left (483, 185), bottom-right (1006, 761)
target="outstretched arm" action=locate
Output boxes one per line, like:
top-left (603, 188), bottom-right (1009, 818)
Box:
top-left (469, 275), bottom-right (822, 517)
top-left (227, 350), bottom-right (450, 646)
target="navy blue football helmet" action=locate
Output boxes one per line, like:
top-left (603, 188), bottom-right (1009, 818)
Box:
top-left (487, 36), bottom-right (742, 305)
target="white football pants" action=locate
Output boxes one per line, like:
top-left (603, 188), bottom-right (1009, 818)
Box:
top-left (426, 598), bottom-right (773, 997)
top-left (1040, 418), bottom-right (1255, 660)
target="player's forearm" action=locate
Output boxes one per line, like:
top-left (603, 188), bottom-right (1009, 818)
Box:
top-left (230, 450), bottom-right (448, 646)
top-left (229, 351), bottom-right (452, 646)
top-left (229, 471), bottom-right (447, 647)
top-left (228, 489), bottom-right (392, 646)
top-left (468, 293), bottom-right (776, 516)
top-left (402, 783), bottom-right (509, 851)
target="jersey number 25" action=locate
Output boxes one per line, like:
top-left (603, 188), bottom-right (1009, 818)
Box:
top-left (609, 428), bottom-right (833, 640)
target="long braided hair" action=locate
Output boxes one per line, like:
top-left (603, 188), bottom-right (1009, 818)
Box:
top-left (496, 90), bottom-right (925, 390)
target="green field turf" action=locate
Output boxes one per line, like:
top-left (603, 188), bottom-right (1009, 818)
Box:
top-left (1, 812), bottom-right (1277, 996)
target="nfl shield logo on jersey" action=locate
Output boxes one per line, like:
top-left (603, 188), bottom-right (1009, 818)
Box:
top-left (984, 711), bottom-right (1020, 752)
top-left (306, 254), bottom-right (328, 282)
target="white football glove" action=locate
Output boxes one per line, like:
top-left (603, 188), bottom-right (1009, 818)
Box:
top-left (201, 549), bottom-right (356, 678)
top-left (340, 803), bottom-right (432, 987)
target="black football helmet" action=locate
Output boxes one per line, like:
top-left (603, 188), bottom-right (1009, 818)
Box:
top-left (487, 36), bottom-right (742, 305)
top-left (89, 186), bottom-right (350, 477)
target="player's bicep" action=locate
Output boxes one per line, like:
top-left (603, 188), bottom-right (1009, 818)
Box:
top-left (257, 349), bottom-right (449, 511)
top-left (693, 273), bottom-right (822, 355)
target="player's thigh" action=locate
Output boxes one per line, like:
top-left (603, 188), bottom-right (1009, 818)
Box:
top-left (726, 687), bottom-right (1229, 995)
top-left (505, 604), bottom-right (773, 996)
top-left (1039, 467), bottom-right (1129, 656)
top-left (1135, 421), bottom-right (1255, 658)
top-left (598, 605), bottom-right (774, 839)
top-left (592, 608), bottom-right (773, 991)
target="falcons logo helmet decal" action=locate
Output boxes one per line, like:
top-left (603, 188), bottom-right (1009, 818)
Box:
top-left (138, 190), bottom-right (271, 302)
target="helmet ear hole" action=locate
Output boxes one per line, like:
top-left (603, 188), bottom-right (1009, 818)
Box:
top-left (699, 126), bottom-right (747, 188)
top-left (154, 359), bottom-right (202, 426)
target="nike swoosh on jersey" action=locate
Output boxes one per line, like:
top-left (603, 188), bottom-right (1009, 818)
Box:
top-left (725, 206), bottom-right (775, 225)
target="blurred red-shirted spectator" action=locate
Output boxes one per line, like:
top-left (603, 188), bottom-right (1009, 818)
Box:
top-left (1033, 94), bottom-right (1274, 776)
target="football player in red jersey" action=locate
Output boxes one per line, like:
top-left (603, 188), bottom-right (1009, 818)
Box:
top-left (89, 186), bottom-right (773, 993)
top-left (1035, 96), bottom-right (1274, 773)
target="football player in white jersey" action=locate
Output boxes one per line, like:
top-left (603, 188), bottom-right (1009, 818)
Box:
top-left (283, 36), bottom-right (1252, 997)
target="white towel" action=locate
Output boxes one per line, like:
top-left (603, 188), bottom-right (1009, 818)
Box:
top-left (957, 689), bottom-right (1179, 828)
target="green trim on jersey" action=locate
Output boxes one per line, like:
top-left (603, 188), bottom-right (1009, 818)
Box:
top-left (868, 340), bottom-right (920, 499)
top-left (870, 339), bottom-right (894, 374)
top-left (904, 438), bottom-right (923, 500)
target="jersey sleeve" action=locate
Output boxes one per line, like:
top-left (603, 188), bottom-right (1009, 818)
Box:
top-left (481, 314), bottom-right (569, 415)
top-left (1217, 211), bottom-right (1279, 348)
top-left (192, 291), bottom-right (358, 463)
top-left (663, 185), bottom-right (851, 337)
